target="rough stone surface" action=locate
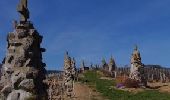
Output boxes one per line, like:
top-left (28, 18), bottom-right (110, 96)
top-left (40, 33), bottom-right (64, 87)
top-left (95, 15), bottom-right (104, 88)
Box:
top-left (63, 52), bottom-right (75, 98)
top-left (1, 85), bottom-right (12, 96)
top-left (7, 90), bottom-right (32, 100)
top-left (0, 0), bottom-right (48, 99)
top-left (129, 45), bottom-right (146, 86)
top-left (19, 79), bottom-right (34, 91)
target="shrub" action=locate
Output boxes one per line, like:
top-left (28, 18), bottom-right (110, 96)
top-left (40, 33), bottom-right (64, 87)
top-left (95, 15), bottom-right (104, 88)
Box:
top-left (124, 78), bottom-right (140, 88)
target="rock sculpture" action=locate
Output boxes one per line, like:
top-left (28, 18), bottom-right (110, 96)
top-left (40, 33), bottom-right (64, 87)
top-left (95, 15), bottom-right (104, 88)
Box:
top-left (101, 58), bottom-right (108, 70)
top-left (80, 60), bottom-right (85, 72)
top-left (129, 45), bottom-right (146, 86)
top-left (108, 56), bottom-right (117, 77)
top-left (17, 0), bottom-right (29, 22)
top-left (0, 0), bottom-right (48, 99)
top-left (71, 57), bottom-right (77, 80)
top-left (63, 52), bottom-right (74, 98)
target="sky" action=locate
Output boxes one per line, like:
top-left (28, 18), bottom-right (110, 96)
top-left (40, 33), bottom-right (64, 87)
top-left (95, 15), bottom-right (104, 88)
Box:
top-left (0, 0), bottom-right (170, 70)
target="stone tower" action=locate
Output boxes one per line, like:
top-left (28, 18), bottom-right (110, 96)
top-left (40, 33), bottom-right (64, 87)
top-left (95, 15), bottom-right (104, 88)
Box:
top-left (108, 56), bottom-right (117, 77)
top-left (129, 45), bottom-right (146, 86)
top-left (108, 56), bottom-right (116, 72)
top-left (71, 57), bottom-right (77, 79)
top-left (80, 60), bottom-right (85, 72)
top-left (0, 0), bottom-right (47, 99)
top-left (63, 52), bottom-right (74, 98)
top-left (101, 58), bottom-right (108, 70)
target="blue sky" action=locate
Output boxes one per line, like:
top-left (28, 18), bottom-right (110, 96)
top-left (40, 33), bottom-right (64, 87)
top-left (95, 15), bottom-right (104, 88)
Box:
top-left (0, 0), bottom-right (170, 70)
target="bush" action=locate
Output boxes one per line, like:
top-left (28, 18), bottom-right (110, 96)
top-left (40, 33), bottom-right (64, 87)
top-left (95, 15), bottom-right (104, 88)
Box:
top-left (124, 78), bottom-right (140, 88)
top-left (115, 76), bottom-right (129, 84)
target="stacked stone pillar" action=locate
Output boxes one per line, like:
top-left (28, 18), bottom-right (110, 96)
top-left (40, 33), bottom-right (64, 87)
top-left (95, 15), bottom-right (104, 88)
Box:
top-left (63, 52), bottom-right (75, 98)
top-left (129, 45), bottom-right (146, 86)
top-left (0, 0), bottom-right (47, 99)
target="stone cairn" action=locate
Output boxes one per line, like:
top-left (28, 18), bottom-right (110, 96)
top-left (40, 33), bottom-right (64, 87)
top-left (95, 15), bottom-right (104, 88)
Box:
top-left (129, 45), bottom-right (146, 86)
top-left (101, 58), bottom-right (108, 71)
top-left (0, 0), bottom-right (47, 99)
top-left (46, 76), bottom-right (63, 100)
top-left (101, 56), bottom-right (117, 78)
top-left (71, 58), bottom-right (77, 81)
top-left (80, 60), bottom-right (85, 73)
top-left (63, 52), bottom-right (76, 98)
top-left (108, 56), bottom-right (117, 78)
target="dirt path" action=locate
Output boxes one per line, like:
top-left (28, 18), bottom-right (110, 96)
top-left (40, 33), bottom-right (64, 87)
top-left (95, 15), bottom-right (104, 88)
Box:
top-left (73, 82), bottom-right (107, 100)
top-left (148, 82), bottom-right (170, 93)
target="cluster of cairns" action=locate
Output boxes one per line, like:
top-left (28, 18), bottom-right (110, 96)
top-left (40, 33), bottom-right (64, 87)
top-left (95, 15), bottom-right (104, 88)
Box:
top-left (100, 56), bottom-right (117, 78)
top-left (96, 45), bottom-right (147, 88)
top-left (44, 52), bottom-right (77, 100)
top-left (78, 45), bottom-right (170, 88)
top-left (1, 0), bottom-right (170, 100)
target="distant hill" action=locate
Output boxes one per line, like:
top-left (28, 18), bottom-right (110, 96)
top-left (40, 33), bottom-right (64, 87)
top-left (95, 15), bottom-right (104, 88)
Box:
top-left (145, 65), bottom-right (163, 68)
top-left (47, 70), bottom-right (63, 74)
top-left (144, 65), bottom-right (170, 70)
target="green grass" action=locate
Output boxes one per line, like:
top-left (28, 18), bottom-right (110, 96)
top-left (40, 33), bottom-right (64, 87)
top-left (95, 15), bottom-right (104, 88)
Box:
top-left (81, 70), bottom-right (170, 100)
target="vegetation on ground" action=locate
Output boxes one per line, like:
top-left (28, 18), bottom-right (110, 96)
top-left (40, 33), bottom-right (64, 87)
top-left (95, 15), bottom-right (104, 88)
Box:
top-left (80, 70), bottom-right (170, 100)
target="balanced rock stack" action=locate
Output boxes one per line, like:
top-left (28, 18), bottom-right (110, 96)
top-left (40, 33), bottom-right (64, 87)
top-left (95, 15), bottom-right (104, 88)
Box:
top-left (108, 56), bottom-right (117, 78)
top-left (63, 52), bottom-right (75, 98)
top-left (129, 45), bottom-right (146, 87)
top-left (71, 57), bottom-right (77, 80)
top-left (0, 0), bottom-right (47, 99)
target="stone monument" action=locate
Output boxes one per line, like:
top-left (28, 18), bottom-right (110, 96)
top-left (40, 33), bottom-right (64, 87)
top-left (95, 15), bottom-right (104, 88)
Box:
top-left (63, 52), bottom-right (74, 98)
top-left (71, 57), bottom-right (77, 80)
top-left (108, 56), bottom-right (117, 77)
top-left (101, 58), bottom-right (108, 70)
top-left (129, 45), bottom-right (146, 86)
top-left (0, 0), bottom-right (48, 99)
top-left (80, 60), bottom-right (85, 72)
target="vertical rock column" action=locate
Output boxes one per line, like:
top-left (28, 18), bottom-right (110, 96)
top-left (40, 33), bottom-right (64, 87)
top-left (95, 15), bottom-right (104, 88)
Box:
top-left (71, 58), bottom-right (77, 80)
top-left (63, 52), bottom-right (74, 98)
top-left (0, 0), bottom-right (48, 99)
top-left (108, 56), bottom-right (117, 78)
top-left (129, 45), bottom-right (146, 86)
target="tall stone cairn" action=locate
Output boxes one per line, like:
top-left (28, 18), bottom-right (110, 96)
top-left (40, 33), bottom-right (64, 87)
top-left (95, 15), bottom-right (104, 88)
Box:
top-left (63, 52), bottom-right (74, 98)
top-left (129, 45), bottom-right (146, 86)
top-left (0, 0), bottom-right (48, 99)
top-left (101, 58), bottom-right (108, 70)
top-left (108, 56), bottom-right (117, 77)
top-left (108, 56), bottom-right (116, 72)
top-left (80, 60), bottom-right (85, 72)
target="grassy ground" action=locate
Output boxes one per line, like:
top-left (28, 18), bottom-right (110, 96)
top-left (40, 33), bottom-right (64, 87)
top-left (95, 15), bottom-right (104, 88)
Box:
top-left (80, 70), bottom-right (170, 100)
